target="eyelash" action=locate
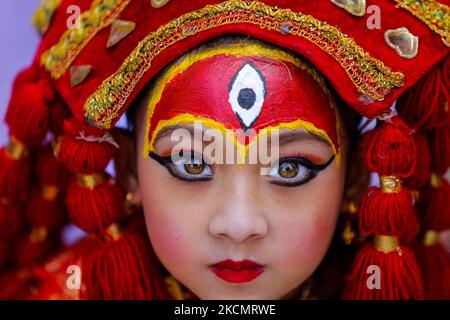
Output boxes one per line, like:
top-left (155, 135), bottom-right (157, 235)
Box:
top-left (149, 151), bottom-right (214, 182)
top-left (149, 151), bottom-right (334, 186)
top-left (267, 155), bottom-right (335, 187)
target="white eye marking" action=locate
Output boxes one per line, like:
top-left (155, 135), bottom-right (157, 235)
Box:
top-left (228, 63), bottom-right (266, 131)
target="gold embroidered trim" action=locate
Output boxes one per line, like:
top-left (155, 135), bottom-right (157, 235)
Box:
top-left (84, 0), bottom-right (405, 129)
top-left (393, 0), bottom-right (450, 46)
top-left (33, 0), bottom-right (62, 35)
top-left (41, 0), bottom-right (132, 79)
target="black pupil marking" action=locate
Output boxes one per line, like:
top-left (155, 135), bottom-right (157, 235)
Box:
top-left (237, 88), bottom-right (256, 110)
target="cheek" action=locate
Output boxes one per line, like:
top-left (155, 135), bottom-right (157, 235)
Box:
top-left (272, 168), bottom-right (345, 271)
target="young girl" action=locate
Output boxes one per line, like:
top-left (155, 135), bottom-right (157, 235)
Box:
top-left (0, 0), bottom-right (448, 300)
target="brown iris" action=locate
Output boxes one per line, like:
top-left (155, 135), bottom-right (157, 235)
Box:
top-left (278, 161), bottom-right (298, 178)
top-left (184, 162), bottom-right (205, 175)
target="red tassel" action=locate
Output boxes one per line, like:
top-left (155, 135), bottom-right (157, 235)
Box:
top-left (359, 186), bottom-right (417, 243)
top-left (397, 55), bottom-right (450, 130)
top-left (416, 242), bottom-right (450, 299)
top-left (81, 219), bottom-right (171, 299)
top-left (26, 190), bottom-right (65, 233)
top-left (362, 118), bottom-right (416, 178)
top-left (59, 120), bottom-right (117, 174)
top-left (14, 231), bottom-right (54, 268)
top-left (36, 145), bottom-right (71, 187)
top-left (419, 178), bottom-right (450, 229)
top-left (66, 175), bottom-right (125, 234)
top-left (405, 133), bottom-right (431, 190)
top-left (428, 123), bottom-right (450, 176)
top-left (0, 143), bottom-right (30, 202)
top-left (0, 203), bottom-right (24, 241)
top-left (5, 82), bottom-right (50, 146)
top-left (343, 243), bottom-right (424, 299)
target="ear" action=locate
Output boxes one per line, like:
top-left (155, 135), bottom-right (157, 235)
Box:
top-left (112, 128), bottom-right (142, 208)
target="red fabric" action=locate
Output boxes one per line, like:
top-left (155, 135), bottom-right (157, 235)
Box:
top-left (31, 0), bottom-right (449, 127)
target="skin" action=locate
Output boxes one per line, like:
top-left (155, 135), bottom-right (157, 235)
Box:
top-left (128, 48), bottom-right (350, 300)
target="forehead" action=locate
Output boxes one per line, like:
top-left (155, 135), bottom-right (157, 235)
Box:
top-left (143, 43), bottom-right (341, 164)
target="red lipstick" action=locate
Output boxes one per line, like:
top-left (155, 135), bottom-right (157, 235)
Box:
top-left (210, 259), bottom-right (264, 283)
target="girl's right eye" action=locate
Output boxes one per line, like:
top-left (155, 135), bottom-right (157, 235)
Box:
top-left (149, 151), bottom-right (214, 182)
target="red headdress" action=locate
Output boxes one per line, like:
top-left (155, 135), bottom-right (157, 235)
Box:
top-left (0, 0), bottom-right (449, 299)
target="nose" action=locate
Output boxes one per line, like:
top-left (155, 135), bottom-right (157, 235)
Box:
top-left (208, 171), bottom-right (269, 243)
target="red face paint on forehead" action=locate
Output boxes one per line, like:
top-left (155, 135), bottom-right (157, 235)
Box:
top-left (144, 46), bottom-right (341, 161)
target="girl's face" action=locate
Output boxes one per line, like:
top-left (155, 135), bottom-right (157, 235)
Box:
top-left (134, 46), bottom-right (349, 299)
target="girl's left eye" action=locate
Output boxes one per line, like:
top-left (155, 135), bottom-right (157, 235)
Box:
top-left (267, 155), bottom-right (335, 187)
top-left (150, 151), bottom-right (214, 182)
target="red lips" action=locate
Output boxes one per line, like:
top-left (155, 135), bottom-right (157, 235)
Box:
top-left (210, 259), bottom-right (264, 283)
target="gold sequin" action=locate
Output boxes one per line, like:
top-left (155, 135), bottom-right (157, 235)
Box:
top-left (107, 19), bottom-right (136, 48)
top-left (83, 0), bottom-right (405, 129)
top-left (41, 0), bottom-right (132, 79)
top-left (331, 0), bottom-right (366, 17)
top-left (392, 0), bottom-right (450, 47)
top-left (384, 27), bottom-right (419, 59)
top-left (70, 65), bottom-right (92, 87)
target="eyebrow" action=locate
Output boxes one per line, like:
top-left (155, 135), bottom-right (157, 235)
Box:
top-left (275, 130), bottom-right (331, 147)
top-left (154, 124), bottom-right (331, 147)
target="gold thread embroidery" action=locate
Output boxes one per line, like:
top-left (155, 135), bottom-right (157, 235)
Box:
top-left (32, 0), bottom-right (62, 35)
top-left (392, 0), bottom-right (450, 46)
top-left (41, 0), bottom-right (132, 79)
top-left (84, 0), bottom-right (404, 129)
top-left (142, 42), bottom-right (342, 167)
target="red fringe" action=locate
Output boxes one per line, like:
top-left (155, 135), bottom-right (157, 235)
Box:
top-left (418, 179), bottom-right (450, 230)
top-left (343, 243), bottom-right (424, 299)
top-left (0, 203), bottom-right (24, 241)
top-left (14, 233), bottom-right (54, 268)
top-left (416, 243), bottom-right (450, 299)
top-left (5, 82), bottom-right (50, 146)
top-left (26, 191), bottom-right (65, 233)
top-left (36, 145), bottom-right (71, 187)
top-left (359, 186), bottom-right (417, 242)
top-left (428, 123), bottom-right (450, 176)
top-left (0, 148), bottom-right (31, 202)
top-left (405, 133), bottom-right (431, 190)
top-left (66, 176), bottom-right (125, 234)
top-left (81, 219), bottom-right (171, 300)
top-left (397, 55), bottom-right (450, 130)
top-left (362, 118), bottom-right (416, 178)
top-left (59, 120), bottom-right (116, 174)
